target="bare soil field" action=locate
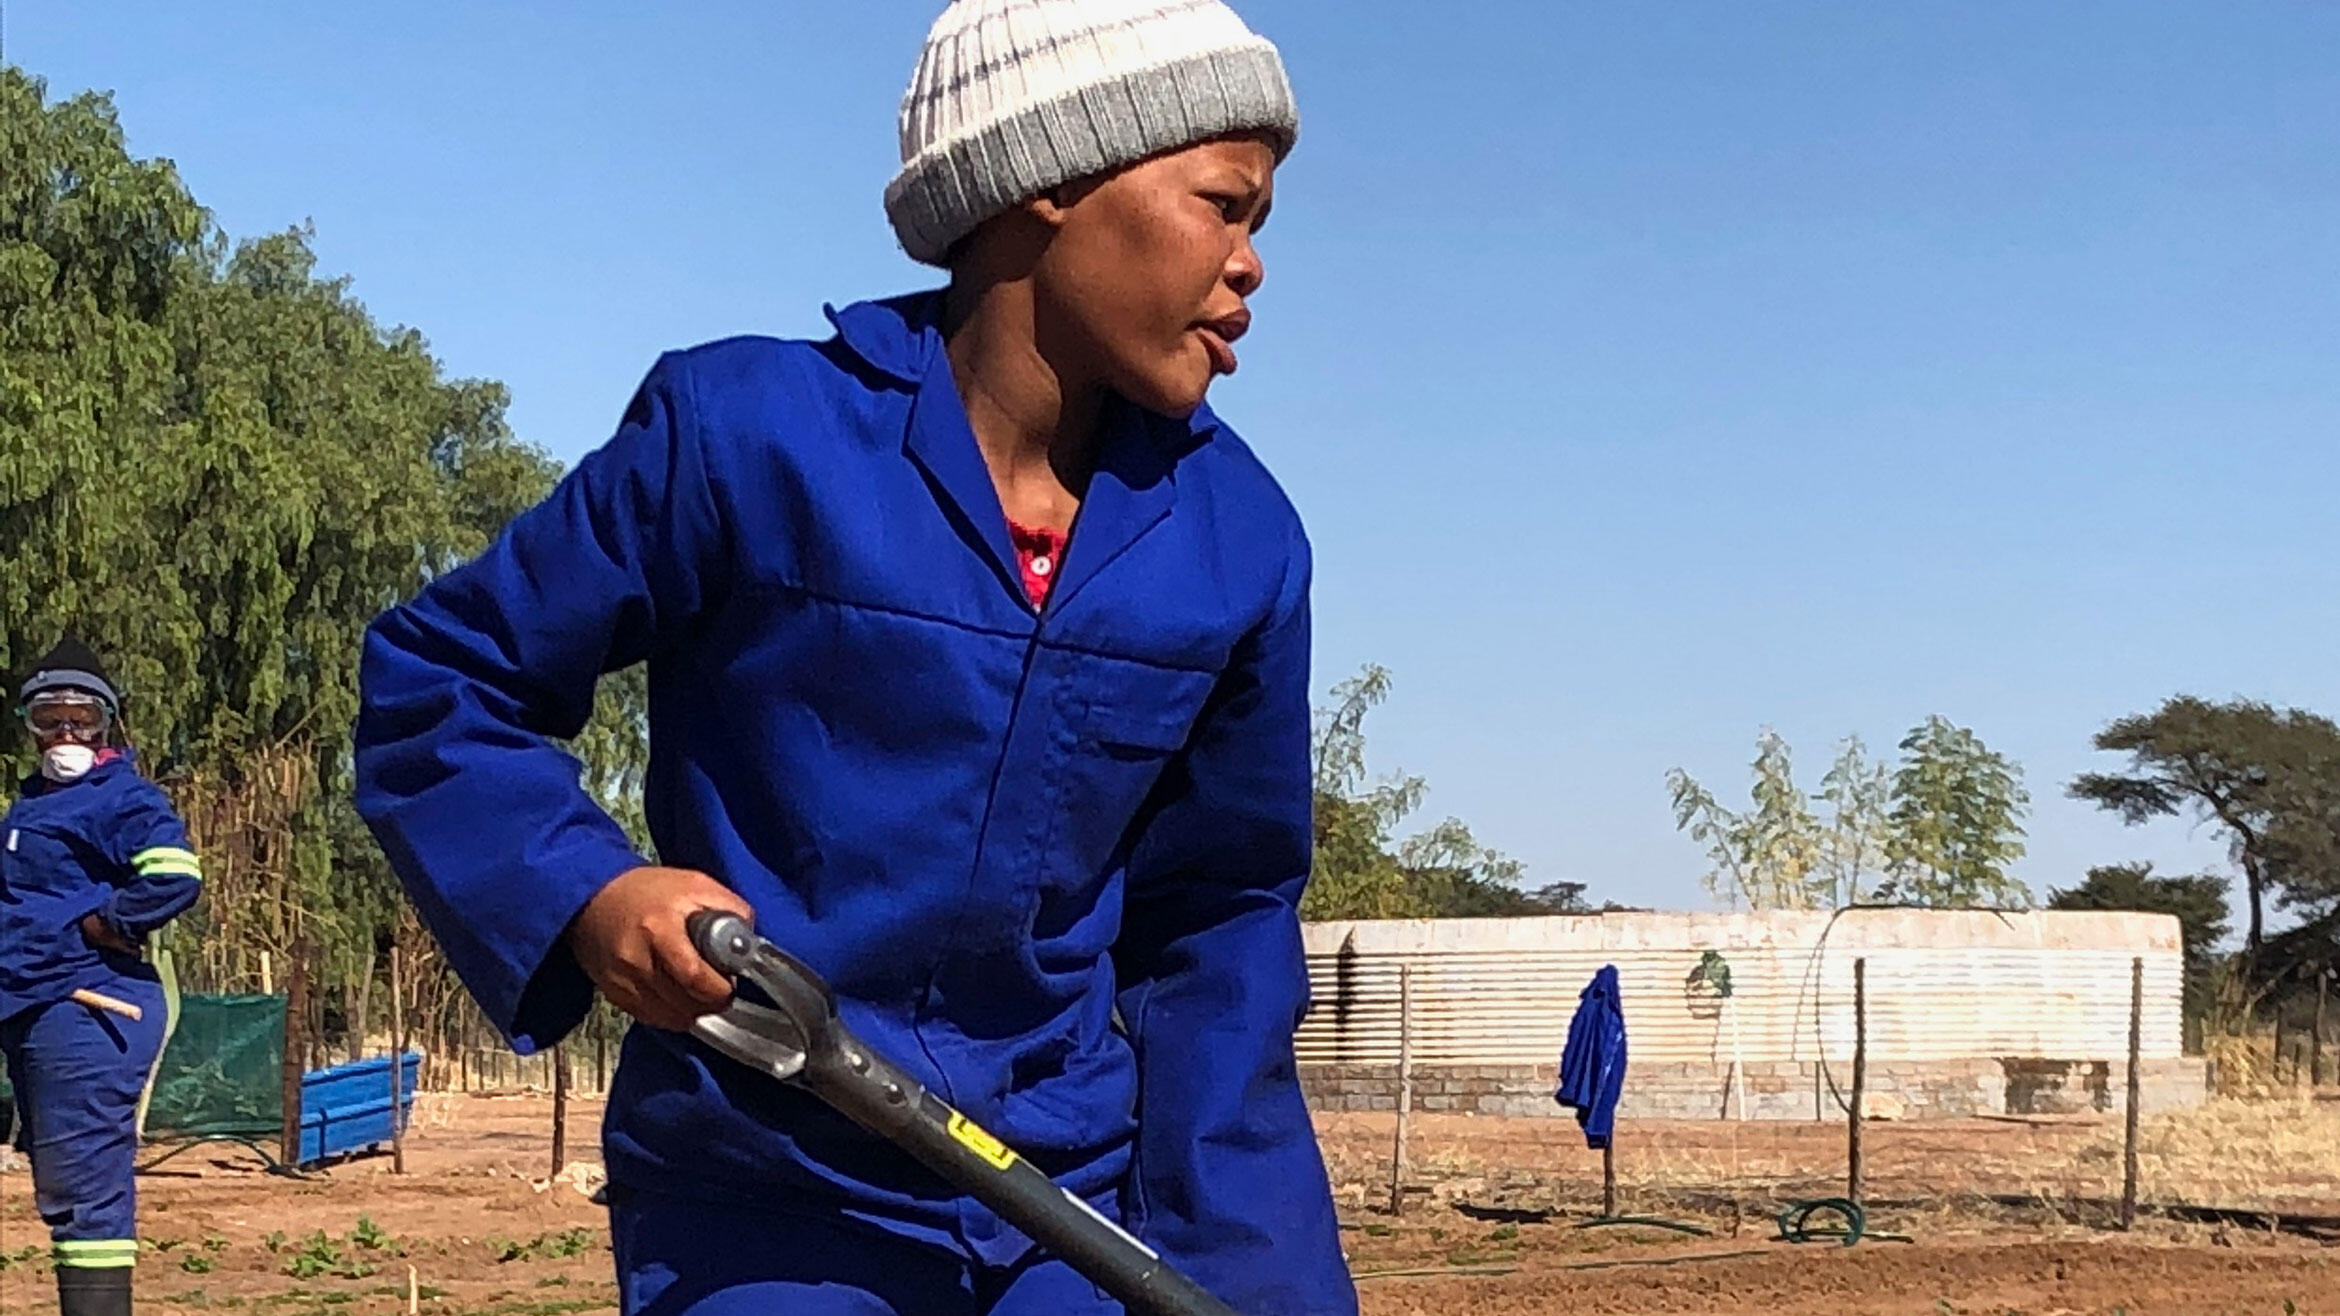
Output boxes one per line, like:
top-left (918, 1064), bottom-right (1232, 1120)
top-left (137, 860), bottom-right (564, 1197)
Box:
top-left (0, 1093), bottom-right (2327, 1315)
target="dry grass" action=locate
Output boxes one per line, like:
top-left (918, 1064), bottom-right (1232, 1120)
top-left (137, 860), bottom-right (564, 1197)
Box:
top-left (1315, 1094), bottom-right (2340, 1226)
top-left (2072, 1094), bottom-right (2340, 1213)
top-left (2206, 1029), bottom-right (2278, 1094)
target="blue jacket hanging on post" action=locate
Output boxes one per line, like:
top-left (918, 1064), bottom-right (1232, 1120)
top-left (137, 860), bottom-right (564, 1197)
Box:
top-left (0, 751), bottom-right (203, 1022)
top-left (1555, 964), bottom-right (1627, 1150)
top-left (351, 291), bottom-right (1354, 1315)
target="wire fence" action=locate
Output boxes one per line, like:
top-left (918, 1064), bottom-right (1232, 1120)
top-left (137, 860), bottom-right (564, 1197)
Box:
top-left (1307, 955), bottom-right (2340, 1243)
top-left (124, 939), bottom-right (2340, 1238)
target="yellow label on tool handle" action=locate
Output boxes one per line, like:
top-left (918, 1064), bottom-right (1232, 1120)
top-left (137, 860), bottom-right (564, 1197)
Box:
top-left (946, 1111), bottom-right (1019, 1171)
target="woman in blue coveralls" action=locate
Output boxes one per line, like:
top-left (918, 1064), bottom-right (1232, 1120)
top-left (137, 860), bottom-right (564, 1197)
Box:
top-left (2, 638), bottom-right (203, 1316)
top-left (354, 3), bottom-right (1353, 1313)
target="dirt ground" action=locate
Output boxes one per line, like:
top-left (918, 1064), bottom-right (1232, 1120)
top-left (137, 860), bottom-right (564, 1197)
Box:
top-left (0, 1094), bottom-right (2328, 1315)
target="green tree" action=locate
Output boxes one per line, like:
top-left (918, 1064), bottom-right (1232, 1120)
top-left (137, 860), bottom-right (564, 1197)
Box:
top-left (1302, 665), bottom-right (1530, 920)
top-left (1882, 715), bottom-right (2031, 907)
top-left (0, 69), bottom-right (647, 1006)
top-left (1819, 735), bottom-right (1893, 907)
top-left (575, 666), bottom-right (654, 854)
top-left (2049, 862), bottom-right (2231, 1026)
top-left (2070, 697), bottom-right (2340, 967)
top-left (1304, 666), bottom-right (1421, 919)
top-left (1667, 730), bottom-right (1831, 910)
top-left (1671, 722), bottom-right (2029, 911)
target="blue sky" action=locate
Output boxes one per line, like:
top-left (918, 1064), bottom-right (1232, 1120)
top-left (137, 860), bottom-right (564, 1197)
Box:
top-left (13, 3), bottom-right (2337, 918)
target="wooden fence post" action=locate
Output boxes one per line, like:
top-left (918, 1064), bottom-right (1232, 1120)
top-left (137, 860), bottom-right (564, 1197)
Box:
top-left (2315, 972), bottom-right (2329, 1088)
top-left (552, 1043), bottom-right (570, 1177)
top-left (1389, 964), bottom-right (1412, 1216)
top-left (1847, 958), bottom-right (1867, 1207)
top-left (2122, 956), bottom-right (2143, 1230)
top-left (280, 942), bottom-right (309, 1169)
top-left (390, 947), bottom-right (407, 1174)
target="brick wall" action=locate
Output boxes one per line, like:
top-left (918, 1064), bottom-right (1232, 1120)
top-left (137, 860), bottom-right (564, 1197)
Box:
top-left (1300, 1056), bottom-right (2207, 1121)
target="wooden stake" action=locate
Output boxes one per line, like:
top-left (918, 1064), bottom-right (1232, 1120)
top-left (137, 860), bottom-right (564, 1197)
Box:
top-left (259, 949), bottom-right (273, 995)
top-left (551, 1042), bottom-right (570, 1178)
top-left (1601, 1140), bottom-right (1617, 1219)
top-left (596, 1011), bottom-right (609, 1095)
top-left (280, 942), bottom-right (309, 1169)
top-left (1847, 958), bottom-right (1866, 1207)
top-left (1389, 964), bottom-right (1412, 1216)
top-left (2122, 956), bottom-right (2143, 1230)
top-left (351, 944), bottom-right (378, 1066)
top-left (390, 947), bottom-right (407, 1175)
top-left (70, 988), bottom-right (143, 1021)
top-left (2315, 972), bottom-right (2329, 1088)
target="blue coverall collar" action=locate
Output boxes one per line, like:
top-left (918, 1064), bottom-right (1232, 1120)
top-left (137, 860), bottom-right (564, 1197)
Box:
top-left (821, 292), bottom-right (1225, 616)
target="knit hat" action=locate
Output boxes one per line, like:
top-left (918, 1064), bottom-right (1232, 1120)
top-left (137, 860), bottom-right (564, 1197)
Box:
top-left (16, 637), bottom-right (119, 710)
top-left (885, 0), bottom-right (1300, 266)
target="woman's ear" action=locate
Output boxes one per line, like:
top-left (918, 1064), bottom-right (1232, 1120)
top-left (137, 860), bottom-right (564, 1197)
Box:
top-left (1022, 174), bottom-right (1107, 230)
top-left (1020, 191), bottom-right (1073, 231)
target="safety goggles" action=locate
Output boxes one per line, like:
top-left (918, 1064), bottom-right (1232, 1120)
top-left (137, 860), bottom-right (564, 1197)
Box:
top-left (21, 693), bottom-right (112, 742)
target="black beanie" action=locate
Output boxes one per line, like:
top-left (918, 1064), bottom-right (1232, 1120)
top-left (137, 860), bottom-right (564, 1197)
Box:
top-left (16, 637), bottom-right (120, 709)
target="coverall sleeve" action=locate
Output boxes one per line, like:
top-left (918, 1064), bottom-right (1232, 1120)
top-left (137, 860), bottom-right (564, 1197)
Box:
top-left (1110, 531), bottom-right (1358, 1316)
top-left (95, 780), bottom-right (203, 941)
top-left (353, 353), bottom-right (723, 1054)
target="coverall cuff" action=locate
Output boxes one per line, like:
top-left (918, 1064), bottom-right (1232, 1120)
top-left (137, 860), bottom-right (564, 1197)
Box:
top-left (504, 847), bottom-right (648, 1055)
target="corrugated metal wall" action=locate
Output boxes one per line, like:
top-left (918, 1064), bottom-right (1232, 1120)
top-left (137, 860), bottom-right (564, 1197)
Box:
top-left (1296, 909), bottom-right (2184, 1069)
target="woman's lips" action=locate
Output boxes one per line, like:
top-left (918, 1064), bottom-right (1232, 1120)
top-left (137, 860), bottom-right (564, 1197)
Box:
top-left (1198, 327), bottom-right (1239, 376)
top-left (1195, 310), bottom-right (1250, 376)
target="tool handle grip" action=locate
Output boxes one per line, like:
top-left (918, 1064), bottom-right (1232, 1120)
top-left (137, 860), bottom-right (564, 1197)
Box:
top-left (687, 909), bottom-right (839, 1045)
top-left (684, 908), bottom-right (738, 966)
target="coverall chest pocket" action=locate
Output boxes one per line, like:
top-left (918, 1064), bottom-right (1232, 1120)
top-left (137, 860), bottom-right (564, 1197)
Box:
top-left (1082, 698), bottom-right (1203, 759)
top-left (1028, 666), bottom-right (1219, 962)
top-left (2, 820), bottom-right (89, 898)
top-left (1078, 661), bottom-right (1217, 766)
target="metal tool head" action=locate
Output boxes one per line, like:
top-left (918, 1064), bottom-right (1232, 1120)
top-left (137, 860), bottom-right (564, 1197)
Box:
top-left (693, 999), bottom-right (813, 1082)
top-left (686, 910), bottom-right (842, 1085)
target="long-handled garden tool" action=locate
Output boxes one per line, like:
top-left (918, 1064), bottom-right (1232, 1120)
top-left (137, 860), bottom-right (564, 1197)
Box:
top-left (685, 910), bottom-right (1242, 1316)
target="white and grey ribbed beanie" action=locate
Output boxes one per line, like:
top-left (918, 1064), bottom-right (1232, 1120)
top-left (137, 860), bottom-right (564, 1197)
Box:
top-left (885, 0), bottom-right (1299, 266)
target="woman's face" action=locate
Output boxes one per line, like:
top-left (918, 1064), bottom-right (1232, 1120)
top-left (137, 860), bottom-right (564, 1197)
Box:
top-left (1030, 133), bottom-right (1278, 417)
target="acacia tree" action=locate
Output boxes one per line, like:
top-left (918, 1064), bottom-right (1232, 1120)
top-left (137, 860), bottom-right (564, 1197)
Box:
top-left (2071, 696), bottom-right (2340, 968)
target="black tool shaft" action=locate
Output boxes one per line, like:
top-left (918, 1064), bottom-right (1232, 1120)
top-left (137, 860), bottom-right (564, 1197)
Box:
top-left (686, 912), bottom-right (1241, 1316)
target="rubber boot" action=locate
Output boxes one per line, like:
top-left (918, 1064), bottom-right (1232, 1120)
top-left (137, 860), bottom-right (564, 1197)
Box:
top-left (57, 1266), bottom-right (133, 1316)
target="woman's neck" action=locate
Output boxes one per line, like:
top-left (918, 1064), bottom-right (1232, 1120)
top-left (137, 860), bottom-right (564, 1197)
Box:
top-left (942, 279), bottom-right (1102, 533)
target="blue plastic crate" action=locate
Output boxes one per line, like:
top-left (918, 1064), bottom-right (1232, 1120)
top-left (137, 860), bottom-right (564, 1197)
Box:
top-left (297, 1052), bottom-right (422, 1166)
